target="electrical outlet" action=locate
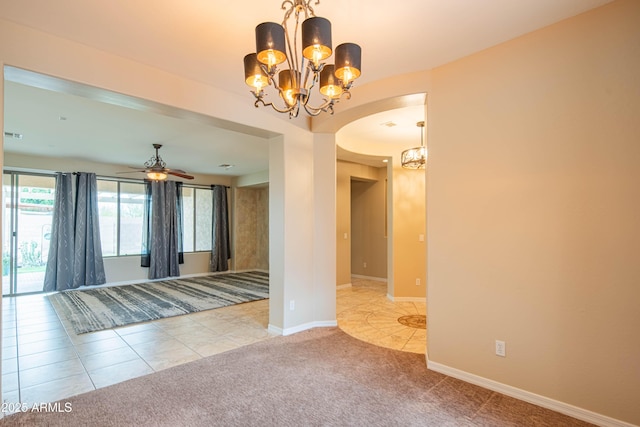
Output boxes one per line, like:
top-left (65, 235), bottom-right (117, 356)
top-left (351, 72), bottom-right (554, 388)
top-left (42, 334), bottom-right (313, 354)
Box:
top-left (363, 262), bottom-right (367, 268)
top-left (289, 300), bottom-right (295, 311)
top-left (495, 340), bottom-right (506, 357)
top-left (416, 278), bottom-right (421, 286)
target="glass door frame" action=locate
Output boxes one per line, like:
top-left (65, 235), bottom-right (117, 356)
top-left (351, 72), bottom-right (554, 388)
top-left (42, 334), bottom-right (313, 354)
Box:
top-left (3, 171), bottom-right (56, 296)
top-left (4, 172), bottom-right (18, 295)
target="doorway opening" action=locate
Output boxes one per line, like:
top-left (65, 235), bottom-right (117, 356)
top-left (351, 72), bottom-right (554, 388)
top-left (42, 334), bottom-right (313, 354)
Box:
top-left (2, 172), bottom-right (56, 296)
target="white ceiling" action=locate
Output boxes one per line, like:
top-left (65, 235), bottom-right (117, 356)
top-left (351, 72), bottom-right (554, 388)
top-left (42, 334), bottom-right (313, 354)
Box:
top-left (1, 0), bottom-right (612, 176)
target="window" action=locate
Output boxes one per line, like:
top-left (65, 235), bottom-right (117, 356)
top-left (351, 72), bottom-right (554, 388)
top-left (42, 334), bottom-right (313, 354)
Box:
top-left (97, 180), bottom-right (145, 256)
top-left (195, 188), bottom-right (213, 251)
top-left (97, 179), bottom-right (212, 256)
top-left (119, 182), bottom-right (145, 255)
top-left (97, 180), bottom-right (117, 256)
top-left (182, 187), bottom-right (213, 252)
top-left (182, 187), bottom-right (195, 252)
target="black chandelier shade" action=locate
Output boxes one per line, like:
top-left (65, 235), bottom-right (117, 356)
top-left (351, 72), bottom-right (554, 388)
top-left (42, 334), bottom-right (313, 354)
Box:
top-left (335, 43), bottom-right (362, 85)
top-left (278, 69), bottom-right (301, 92)
top-left (243, 0), bottom-right (362, 118)
top-left (319, 64), bottom-right (343, 98)
top-left (243, 53), bottom-right (268, 88)
top-left (256, 22), bottom-right (286, 66)
top-left (302, 17), bottom-right (332, 64)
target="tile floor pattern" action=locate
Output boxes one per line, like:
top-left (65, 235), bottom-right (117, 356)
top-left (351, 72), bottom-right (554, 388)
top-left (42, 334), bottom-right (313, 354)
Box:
top-left (337, 278), bottom-right (426, 354)
top-left (1, 294), bottom-right (273, 410)
top-left (1, 277), bottom-right (425, 409)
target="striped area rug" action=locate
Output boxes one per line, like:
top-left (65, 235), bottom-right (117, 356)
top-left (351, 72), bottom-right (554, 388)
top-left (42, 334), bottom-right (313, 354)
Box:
top-left (49, 271), bottom-right (269, 334)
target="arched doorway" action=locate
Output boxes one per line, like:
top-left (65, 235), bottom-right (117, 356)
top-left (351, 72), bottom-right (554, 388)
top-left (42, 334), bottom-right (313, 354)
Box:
top-left (327, 97), bottom-right (428, 354)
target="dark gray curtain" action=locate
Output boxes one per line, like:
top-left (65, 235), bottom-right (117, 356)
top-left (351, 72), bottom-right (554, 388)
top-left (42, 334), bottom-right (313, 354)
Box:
top-left (44, 172), bottom-right (106, 292)
top-left (72, 173), bottom-right (106, 287)
top-left (141, 180), bottom-right (183, 279)
top-left (43, 173), bottom-right (75, 292)
top-left (210, 185), bottom-right (230, 272)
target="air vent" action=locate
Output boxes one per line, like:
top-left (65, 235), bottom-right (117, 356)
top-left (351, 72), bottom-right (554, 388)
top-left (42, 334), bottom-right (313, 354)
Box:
top-left (4, 132), bottom-right (23, 140)
top-left (218, 164), bottom-right (235, 170)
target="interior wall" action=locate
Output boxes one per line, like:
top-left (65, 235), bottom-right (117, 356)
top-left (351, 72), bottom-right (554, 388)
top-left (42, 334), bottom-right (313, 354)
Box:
top-left (233, 186), bottom-right (269, 271)
top-left (390, 165), bottom-right (426, 299)
top-left (350, 171), bottom-right (387, 279)
top-left (312, 132), bottom-right (338, 326)
top-left (335, 161), bottom-right (351, 286)
top-left (269, 130), bottom-right (326, 333)
top-left (427, 0), bottom-right (640, 424)
top-left (255, 187), bottom-right (269, 271)
top-left (336, 160), bottom-right (384, 285)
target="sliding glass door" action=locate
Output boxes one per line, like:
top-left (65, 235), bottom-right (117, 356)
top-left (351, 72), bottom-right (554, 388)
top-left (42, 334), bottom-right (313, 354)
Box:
top-left (2, 172), bottom-right (56, 295)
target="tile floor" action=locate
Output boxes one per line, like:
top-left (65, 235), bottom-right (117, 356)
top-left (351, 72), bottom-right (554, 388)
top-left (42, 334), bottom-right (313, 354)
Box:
top-left (337, 277), bottom-right (426, 354)
top-left (1, 276), bottom-right (425, 409)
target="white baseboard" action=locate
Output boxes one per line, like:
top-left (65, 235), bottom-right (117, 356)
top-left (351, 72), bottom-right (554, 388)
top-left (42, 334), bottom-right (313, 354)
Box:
top-left (267, 324), bottom-right (283, 335)
top-left (387, 294), bottom-right (426, 303)
top-left (336, 283), bottom-right (352, 290)
top-left (427, 361), bottom-right (635, 427)
top-left (351, 274), bottom-right (387, 282)
top-left (268, 321), bottom-right (338, 336)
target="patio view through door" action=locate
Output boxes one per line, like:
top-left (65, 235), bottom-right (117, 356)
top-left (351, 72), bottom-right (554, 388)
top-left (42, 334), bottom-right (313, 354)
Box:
top-left (2, 172), bottom-right (56, 296)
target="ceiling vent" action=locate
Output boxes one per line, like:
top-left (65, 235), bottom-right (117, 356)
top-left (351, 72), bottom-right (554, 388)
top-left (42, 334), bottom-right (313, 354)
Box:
top-left (4, 132), bottom-right (23, 140)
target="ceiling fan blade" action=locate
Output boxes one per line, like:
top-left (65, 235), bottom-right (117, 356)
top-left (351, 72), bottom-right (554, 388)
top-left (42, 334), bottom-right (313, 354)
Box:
top-left (167, 170), bottom-right (194, 180)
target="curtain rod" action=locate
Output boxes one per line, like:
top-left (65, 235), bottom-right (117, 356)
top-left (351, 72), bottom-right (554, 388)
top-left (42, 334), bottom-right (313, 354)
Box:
top-left (4, 169), bottom-right (231, 189)
top-left (96, 174), bottom-right (230, 189)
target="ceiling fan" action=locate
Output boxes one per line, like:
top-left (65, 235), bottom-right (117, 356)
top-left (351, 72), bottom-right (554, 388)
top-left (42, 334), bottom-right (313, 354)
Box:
top-left (119, 144), bottom-right (194, 180)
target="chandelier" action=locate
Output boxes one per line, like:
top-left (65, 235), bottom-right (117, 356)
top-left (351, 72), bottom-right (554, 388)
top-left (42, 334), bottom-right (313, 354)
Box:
top-left (401, 121), bottom-right (427, 169)
top-left (243, 0), bottom-right (362, 118)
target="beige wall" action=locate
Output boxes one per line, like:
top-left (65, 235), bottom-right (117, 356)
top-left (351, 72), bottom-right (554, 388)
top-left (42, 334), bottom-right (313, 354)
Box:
top-left (335, 161), bottom-right (352, 285)
top-left (336, 160), bottom-right (386, 285)
top-left (391, 165), bottom-right (426, 299)
top-left (427, 0), bottom-right (640, 424)
top-left (255, 187), bottom-right (269, 271)
top-left (233, 186), bottom-right (269, 271)
top-left (350, 168), bottom-right (387, 279)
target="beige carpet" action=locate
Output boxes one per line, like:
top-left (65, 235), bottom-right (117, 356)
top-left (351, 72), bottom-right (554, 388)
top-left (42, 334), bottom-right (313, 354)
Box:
top-left (0, 328), bottom-right (592, 427)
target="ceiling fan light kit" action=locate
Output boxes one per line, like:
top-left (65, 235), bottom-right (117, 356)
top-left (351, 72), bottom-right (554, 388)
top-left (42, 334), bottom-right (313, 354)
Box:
top-left (118, 144), bottom-right (194, 180)
top-left (243, 0), bottom-right (362, 118)
top-left (146, 171), bottom-right (168, 181)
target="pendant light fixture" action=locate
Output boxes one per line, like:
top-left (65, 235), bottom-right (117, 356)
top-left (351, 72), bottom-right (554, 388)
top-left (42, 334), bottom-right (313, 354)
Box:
top-left (401, 121), bottom-right (427, 169)
top-left (243, 0), bottom-right (362, 118)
